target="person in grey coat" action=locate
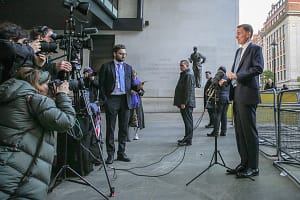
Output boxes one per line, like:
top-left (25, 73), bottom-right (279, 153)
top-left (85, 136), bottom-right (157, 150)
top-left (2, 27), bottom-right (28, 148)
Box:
top-left (0, 67), bottom-right (75, 200)
top-left (174, 60), bottom-right (196, 146)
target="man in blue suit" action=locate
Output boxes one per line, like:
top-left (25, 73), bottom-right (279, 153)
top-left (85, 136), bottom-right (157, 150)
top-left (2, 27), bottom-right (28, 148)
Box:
top-left (99, 44), bottom-right (135, 164)
top-left (227, 24), bottom-right (264, 178)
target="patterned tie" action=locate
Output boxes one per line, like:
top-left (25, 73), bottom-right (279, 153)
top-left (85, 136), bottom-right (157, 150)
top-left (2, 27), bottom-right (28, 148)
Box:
top-left (118, 64), bottom-right (125, 92)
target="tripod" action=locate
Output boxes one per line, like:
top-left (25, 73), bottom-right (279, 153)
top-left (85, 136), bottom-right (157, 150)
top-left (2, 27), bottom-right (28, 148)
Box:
top-left (49, 88), bottom-right (115, 199)
top-left (186, 85), bottom-right (232, 186)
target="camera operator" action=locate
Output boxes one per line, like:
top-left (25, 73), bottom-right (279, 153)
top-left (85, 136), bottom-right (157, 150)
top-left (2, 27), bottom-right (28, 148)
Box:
top-left (207, 66), bottom-right (230, 137)
top-left (30, 25), bottom-right (72, 78)
top-left (204, 71), bottom-right (215, 128)
top-left (0, 67), bottom-right (75, 200)
top-left (0, 22), bottom-right (45, 84)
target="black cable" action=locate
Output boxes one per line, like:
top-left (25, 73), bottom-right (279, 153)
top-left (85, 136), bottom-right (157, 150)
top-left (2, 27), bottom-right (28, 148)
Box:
top-left (193, 89), bottom-right (215, 130)
top-left (110, 146), bottom-right (187, 178)
top-left (79, 140), bottom-right (189, 178)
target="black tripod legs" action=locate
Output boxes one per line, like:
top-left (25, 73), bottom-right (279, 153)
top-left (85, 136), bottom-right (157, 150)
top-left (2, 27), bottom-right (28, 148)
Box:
top-left (186, 150), bottom-right (231, 186)
top-left (96, 142), bottom-right (116, 197)
top-left (49, 165), bottom-right (109, 200)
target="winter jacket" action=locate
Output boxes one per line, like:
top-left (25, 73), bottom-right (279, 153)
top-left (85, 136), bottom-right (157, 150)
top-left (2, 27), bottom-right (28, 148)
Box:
top-left (0, 78), bottom-right (75, 200)
top-left (173, 68), bottom-right (196, 108)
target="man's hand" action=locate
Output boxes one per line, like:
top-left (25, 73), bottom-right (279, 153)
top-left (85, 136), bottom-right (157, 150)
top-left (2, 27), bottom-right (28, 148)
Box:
top-left (56, 61), bottom-right (72, 72)
top-left (227, 72), bottom-right (237, 80)
top-left (180, 104), bottom-right (186, 109)
top-left (56, 81), bottom-right (70, 94)
top-left (218, 79), bottom-right (227, 86)
top-left (34, 54), bottom-right (47, 67)
top-left (28, 40), bottom-right (41, 53)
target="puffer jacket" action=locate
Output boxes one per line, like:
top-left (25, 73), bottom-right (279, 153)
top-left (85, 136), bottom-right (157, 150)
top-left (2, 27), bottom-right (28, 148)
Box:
top-left (0, 78), bottom-right (75, 200)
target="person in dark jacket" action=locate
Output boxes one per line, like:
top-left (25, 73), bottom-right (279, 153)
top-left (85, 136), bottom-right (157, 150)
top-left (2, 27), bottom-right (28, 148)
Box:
top-left (174, 60), bottom-right (196, 146)
top-left (207, 66), bottom-right (230, 137)
top-left (263, 78), bottom-right (274, 90)
top-left (98, 44), bottom-right (135, 164)
top-left (0, 67), bottom-right (75, 200)
top-left (203, 71), bottom-right (215, 128)
top-left (227, 24), bottom-right (263, 178)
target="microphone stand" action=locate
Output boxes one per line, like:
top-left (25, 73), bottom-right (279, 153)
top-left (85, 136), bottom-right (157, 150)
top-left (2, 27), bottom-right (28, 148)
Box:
top-left (186, 84), bottom-right (232, 186)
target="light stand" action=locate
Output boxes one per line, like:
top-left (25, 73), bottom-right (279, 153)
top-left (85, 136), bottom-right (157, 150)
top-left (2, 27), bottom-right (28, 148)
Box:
top-left (271, 39), bottom-right (278, 89)
top-left (186, 85), bottom-right (232, 186)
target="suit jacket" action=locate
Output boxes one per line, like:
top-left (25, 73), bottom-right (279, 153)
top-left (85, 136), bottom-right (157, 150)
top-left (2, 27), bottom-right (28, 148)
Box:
top-left (230, 43), bottom-right (264, 105)
top-left (173, 68), bottom-right (196, 108)
top-left (98, 61), bottom-right (135, 109)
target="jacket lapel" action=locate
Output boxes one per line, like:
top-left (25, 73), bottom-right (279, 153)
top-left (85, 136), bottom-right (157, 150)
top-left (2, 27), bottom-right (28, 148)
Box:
top-left (237, 43), bottom-right (252, 72)
top-left (110, 62), bottom-right (116, 80)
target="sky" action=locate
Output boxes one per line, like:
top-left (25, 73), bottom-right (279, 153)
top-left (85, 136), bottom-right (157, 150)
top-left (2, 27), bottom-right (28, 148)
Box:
top-left (239, 0), bottom-right (279, 33)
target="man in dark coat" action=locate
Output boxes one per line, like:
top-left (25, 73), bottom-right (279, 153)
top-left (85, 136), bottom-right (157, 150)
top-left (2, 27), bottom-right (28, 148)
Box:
top-left (227, 24), bottom-right (264, 178)
top-left (203, 71), bottom-right (215, 128)
top-left (174, 60), bottom-right (196, 146)
top-left (98, 44), bottom-right (135, 164)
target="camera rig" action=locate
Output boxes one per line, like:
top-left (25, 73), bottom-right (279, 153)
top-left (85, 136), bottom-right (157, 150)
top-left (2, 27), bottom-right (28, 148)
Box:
top-left (49, 1), bottom-right (115, 199)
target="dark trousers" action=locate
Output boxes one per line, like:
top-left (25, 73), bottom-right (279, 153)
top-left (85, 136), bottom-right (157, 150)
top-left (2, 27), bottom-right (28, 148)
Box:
top-left (213, 102), bottom-right (229, 134)
top-left (105, 95), bottom-right (129, 158)
top-left (180, 106), bottom-right (194, 142)
top-left (233, 102), bottom-right (259, 169)
top-left (207, 107), bottom-right (215, 125)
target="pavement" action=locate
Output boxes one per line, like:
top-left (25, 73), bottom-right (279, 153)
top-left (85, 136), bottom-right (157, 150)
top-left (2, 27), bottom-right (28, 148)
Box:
top-left (47, 113), bottom-right (300, 200)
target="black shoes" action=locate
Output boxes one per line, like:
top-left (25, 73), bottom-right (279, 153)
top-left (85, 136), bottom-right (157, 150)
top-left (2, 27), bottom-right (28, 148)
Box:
top-left (177, 138), bottom-right (185, 143)
top-left (220, 132), bottom-right (226, 136)
top-left (105, 156), bottom-right (114, 165)
top-left (226, 164), bottom-right (246, 175)
top-left (236, 168), bottom-right (259, 178)
top-left (106, 154), bottom-right (131, 164)
top-left (177, 141), bottom-right (192, 146)
top-left (117, 154), bottom-right (131, 162)
top-left (207, 132), bottom-right (218, 137)
top-left (205, 124), bottom-right (214, 128)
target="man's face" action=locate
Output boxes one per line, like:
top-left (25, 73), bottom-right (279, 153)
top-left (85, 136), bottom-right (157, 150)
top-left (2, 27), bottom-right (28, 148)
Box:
top-left (114, 48), bottom-right (127, 62)
top-left (205, 72), bottom-right (211, 79)
top-left (180, 62), bottom-right (188, 71)
top-left (236, 27), bottom-right (251, 45)
top-left (39, 29), bottom-right (54, 42)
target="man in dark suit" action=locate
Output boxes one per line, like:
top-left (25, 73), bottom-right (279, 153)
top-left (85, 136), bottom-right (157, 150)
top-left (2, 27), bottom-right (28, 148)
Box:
top-left (174, 60), bottom-right (196, 146)
top-left (227, 24), bottom-right (264, 178)
top-left (203, 71), bottom-right (214, 128)
top-left (98, 44), bottom-right (135, 164)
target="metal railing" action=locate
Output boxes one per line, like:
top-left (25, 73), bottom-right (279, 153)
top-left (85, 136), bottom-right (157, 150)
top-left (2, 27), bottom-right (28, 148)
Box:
top-left (257, 88), bottom-right (278, 157)
top-left (257, 88), bottom-right (300, 185)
